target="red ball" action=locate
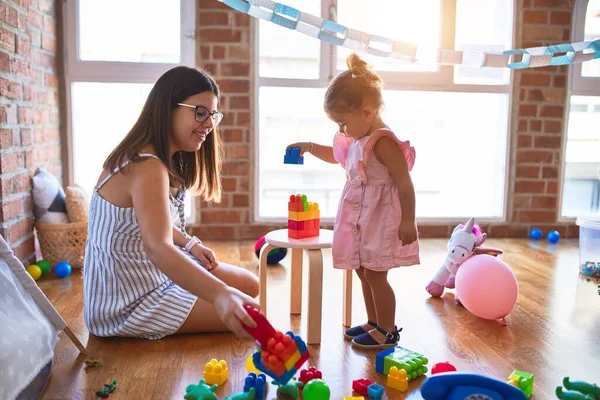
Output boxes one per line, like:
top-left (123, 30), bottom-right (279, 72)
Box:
top-left (431, 361), bottom-right (457, 374)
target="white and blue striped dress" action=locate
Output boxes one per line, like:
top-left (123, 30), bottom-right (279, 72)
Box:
top-left (83, 153), bottom-right (198, 340)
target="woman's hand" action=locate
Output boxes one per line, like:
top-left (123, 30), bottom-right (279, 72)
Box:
top-left (398, 220), bottom-right (417, 245)
top-left (286, 142), bottom-right (312, 156)
top-left (213, 287), bottom-right (259, 340)
top-left (191, 244), bottom-right (219, 271)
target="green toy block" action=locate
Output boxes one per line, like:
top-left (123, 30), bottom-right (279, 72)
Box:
top-left (507, 370), bottom-right (534, 398)
top-left (379, 347), bottom-right (428, 381)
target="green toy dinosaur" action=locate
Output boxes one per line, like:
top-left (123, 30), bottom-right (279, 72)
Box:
top-left (563, 377), bottom-right (600, 398)
top-left (183, 379), bottom-right (218, 400)
top-left (224, 387), bottom-right (256, 400)
top-left (272, 378), bottom-right (304, 400)
top-left (555, 387), bottom-right (595, 400)
top-left (95, 378), bottom-right (117, 398)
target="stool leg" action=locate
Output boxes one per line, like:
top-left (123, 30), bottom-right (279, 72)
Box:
top-left (290, 247), bottom-right (303, 315)
top-left (306, 249), bottom-right (323, 345)
top-left (259, 244), bottom-right (276, 315)
top-left (342, 269), bottom-right (352, 327)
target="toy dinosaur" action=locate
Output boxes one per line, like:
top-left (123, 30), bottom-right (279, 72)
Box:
top-left (555, 387), bottom-right (595, 399)
top-left (225, 387), bottom-right (256, 400)
top-left (272, 378), bottom-right (304, 399)
top-left (95, 378), bottom-right (117, 398)
top-left (183, 379), bottom-right (218, 400)
top-left (556, 377), bottom-right (600, 399)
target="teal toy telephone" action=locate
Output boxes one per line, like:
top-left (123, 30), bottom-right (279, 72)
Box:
top-left (421, 372), bottom-right (528, 400)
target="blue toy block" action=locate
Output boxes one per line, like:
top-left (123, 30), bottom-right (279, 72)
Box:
top-left (244, 372), bottom-right (267, 400)
top-left (284, 147), bottom-right (303, 164)
top-left (367, 383), bottom-right (384, 399)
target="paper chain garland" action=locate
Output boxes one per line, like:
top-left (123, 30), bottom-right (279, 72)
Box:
top-left (219, 0), bottom-right (600, 69)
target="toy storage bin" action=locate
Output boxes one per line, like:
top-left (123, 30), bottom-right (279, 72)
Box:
top-left (576, 217), bottom-right (600, 278)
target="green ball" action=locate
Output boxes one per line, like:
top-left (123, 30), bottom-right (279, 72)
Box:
top-left (303, 379), bottom-right (330, 400)
top-left (36, 259), bottom-right (51, 275)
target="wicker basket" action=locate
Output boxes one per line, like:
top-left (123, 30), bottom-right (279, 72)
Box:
top-left (35, 221), bottom-right (88, 269)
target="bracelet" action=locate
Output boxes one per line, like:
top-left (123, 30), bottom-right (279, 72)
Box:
top-left (184, 236), bottom-right (202, 253)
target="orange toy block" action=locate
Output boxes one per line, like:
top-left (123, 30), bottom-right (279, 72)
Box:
top-left (260, 330), bottom-right (300, 376)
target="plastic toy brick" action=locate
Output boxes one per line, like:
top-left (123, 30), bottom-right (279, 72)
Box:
top-left (367, 383), bottom-right (384, 400)
top-left (507, 370), bottom-right (534, 398)
top-left (344, 397), bottom-right (364, 400)
top-left (244, 372), bottom-right (267, 400)
top-left (375, 345), bottom-right (429, 381)
top-left (284, 147), bottom-right (304, 164)
top-left (352, 379), bottom-right (374, 397)
top-left (288, 194), bottom-right (320, 239)
top-left (298, 367), bottom-right (322, 392)
top-left (387, 366), bottom-right (408, 392)
top-left (203, 359), bottom-right (228, 386)
top-left (241, 305), bottom-right (310, 385)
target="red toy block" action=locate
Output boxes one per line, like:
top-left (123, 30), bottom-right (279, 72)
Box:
top-left (352, 378), bottom-right (374, 397)
top-left (299, 367), bottom-right (323, 391)
top-left (288, 195), bottom-right (303, 212)
top-left (241, 305), bottom-right (277, 349)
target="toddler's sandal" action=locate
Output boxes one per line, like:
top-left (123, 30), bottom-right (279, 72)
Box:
top-left (343, 320), bottom-right (377, 340)
top-left (351, 326), bottom-right (402, 350)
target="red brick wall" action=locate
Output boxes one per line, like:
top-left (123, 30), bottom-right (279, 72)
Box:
top-left (192, 0), bottom-right (579, 240)
top-left (0, 0), bottom-right (62, 262)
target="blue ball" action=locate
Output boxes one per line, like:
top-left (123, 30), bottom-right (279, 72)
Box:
top-left (529, 228), bottom-right (542, 240)
top-left (547, 230), bottom-right (560, 243)
top-left (54, 261), bottom-right (72, 278)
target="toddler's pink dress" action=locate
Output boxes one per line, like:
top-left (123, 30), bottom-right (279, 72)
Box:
top-left (332, 128), bottom-right (420, 271)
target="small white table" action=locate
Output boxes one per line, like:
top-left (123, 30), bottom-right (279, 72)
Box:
top-left (258, 229), bottom-right (353, 345)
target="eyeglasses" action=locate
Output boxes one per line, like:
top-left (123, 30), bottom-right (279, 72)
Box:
top-left (178, 103), bottom-right (224, 126)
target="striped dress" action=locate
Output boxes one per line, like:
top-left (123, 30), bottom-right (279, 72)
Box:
top-left (83, 153), bottom-right (198, 340)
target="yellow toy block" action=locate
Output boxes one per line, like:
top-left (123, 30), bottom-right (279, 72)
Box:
top-left (387, 366), bottom-right (408, 392)
top-left (203, 359), bottom-right (228, 386)
top-left (288, 210), bottom-right (320, 221)
top-left (284, 350), bottom-right (301, 370)
top-left (344, 397), bottom-right (365, 400)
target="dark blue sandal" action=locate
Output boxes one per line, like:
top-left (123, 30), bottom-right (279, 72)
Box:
top-left (351, 326), bottom-right (402, 349)
top-left (343, 320), bottom-right (377, 340)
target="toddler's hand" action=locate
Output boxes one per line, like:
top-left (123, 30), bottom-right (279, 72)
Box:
top-left (398, 220), bottom-right (417, 245)
top-left (286, 142), bottom-right (312, 156)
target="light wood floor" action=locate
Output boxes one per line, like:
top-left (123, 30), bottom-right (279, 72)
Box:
top-left (39, 238), bottom-right (599, 399)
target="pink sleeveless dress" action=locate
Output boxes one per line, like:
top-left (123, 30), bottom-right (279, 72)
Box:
top-left (332, 128), bottom-right (420, 271)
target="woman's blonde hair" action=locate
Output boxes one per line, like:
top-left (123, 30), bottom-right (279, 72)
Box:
top-left (324, 53), bottom-right (384, 114)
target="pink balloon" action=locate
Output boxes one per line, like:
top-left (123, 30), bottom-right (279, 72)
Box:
top-left (455, 255), bottom-right (518, 321)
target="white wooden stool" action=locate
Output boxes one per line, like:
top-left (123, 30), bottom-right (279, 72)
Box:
top-left (258, 229), bottom-right (353, 345)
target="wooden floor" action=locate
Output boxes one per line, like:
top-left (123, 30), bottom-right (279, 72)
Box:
top-left (39, 238), bottom-right (599, 399)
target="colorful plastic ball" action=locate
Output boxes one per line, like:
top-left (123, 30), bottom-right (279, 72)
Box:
top-left (36, 259), bottom-right (51, 275)
top-left (26, 264), bottom-right (42, 280)
top-left (529, 228), bottom-right (542, 240)
top-left (547, 230), bottom-right (560, 243)
top-left (302, 379), bottom-right (330, 400)
top-left (254, 236), bottom-right (288, 265)
top-left (431, 361), bottom-right (457, 374)
top-left (54, 261), bottom-right (72, 278)
top-left (455, 255), bottom-right (518, 321)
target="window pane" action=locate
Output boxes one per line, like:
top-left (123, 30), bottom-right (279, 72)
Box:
top-left (71, 82), bottom-right (193, 219)
top-left (78, 0), bottom-right (180, 63)
top-left (561, 95), bottom-right (600, 217)
top-left (258, 0), bottom-right (321, 79)
top-left (454, 0), bottom-right (513, 85)
top-left (336, 0), bottom-right (440, 73)
top-left (257, 87), bottom-right (509, 219)
top-left (582, 0), bottom-right (600, 78)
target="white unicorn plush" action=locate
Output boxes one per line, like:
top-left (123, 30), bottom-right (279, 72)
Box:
top-left (426, 218), bottom-right (502, 302)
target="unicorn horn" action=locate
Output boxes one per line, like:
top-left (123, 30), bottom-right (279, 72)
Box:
top-left (463, 218), bottom-right (474, 232)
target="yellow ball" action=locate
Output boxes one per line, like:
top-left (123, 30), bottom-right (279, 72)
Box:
top-left (26, 264), bottom-right (42, 280)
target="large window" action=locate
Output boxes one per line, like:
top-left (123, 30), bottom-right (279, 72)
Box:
top-left (255, 0), bottom-right (514, 221)
top-left (562, 0), bottom-right (600, 218)
top-left (63, 0), bottom-right (195, 218)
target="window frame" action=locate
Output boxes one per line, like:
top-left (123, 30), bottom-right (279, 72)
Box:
top-left (253, 0), bottom-right (517, 224)
top-left (62, 0), bottom-right (196, 220)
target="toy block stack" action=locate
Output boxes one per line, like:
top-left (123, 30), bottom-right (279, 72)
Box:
top-left (288, 194), bottom-right (320, 239)
top-left (284, 147), bottom-right (303, 164)
top-left (241, 305), bottom-right (310, 385)
top-left (376, 346), bottom-right (429, 391)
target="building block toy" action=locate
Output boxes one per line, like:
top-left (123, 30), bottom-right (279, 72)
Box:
top-left (244, 372), bottom-right (267, 400)
top-left (432, 361), bottom-right (457, 375)
top-left (387, 366), bottom-right (408, 392)
top-left (352, 379), bottom-right (374, 397)
top-left (420, 372), bottom-right (528, 400)
top-left (555, 377), bottom-right (599, 399)
top-left (288, 194), bottom-right (320, 239)
top-left (367, 383), bottom-right (384, 399)
top-left (507, 370), bottom-right (534, 398)
top-left (241, 305), bottom-right (310, 385)
top-left (284, 147), bottom-right (304, 164)
top-left (272, 378), bottom-right (304, 400)
top-left (183, 379), bottom-right (218, 400)
top-left (344, 397), bottom-right (364, 400)
top-left (299, 367), bottom-right (323, 391)
top-left (203, 359), bottom-right (228, 386)
top-left (375, 345), bottom-right (429, 381)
